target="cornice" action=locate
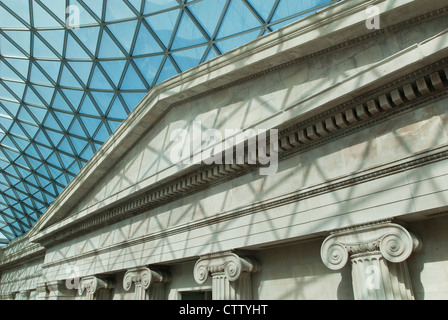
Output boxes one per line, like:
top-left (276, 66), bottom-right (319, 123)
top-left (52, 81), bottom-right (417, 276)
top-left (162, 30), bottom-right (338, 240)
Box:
top-left (0, 238), bottom-right (45, 270)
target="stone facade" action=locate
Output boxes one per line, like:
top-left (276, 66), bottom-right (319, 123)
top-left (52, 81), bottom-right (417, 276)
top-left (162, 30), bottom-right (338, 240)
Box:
top-left (1, 0), bottom-right (448, 300)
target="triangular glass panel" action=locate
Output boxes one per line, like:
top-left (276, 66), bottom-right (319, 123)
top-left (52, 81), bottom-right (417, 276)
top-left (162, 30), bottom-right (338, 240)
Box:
top-left (36, 30), bottom-right (65, 56)
top-left (61, 89), bottom-right (84, 110)
top-left (68, 135), bottom-right (88, 155)
top-left (70, 0), bottom-right (98, 26)
top-left (133, 55), bottom-right (164, 86)
top-left (3, 81), bottom-right (25, 100)
top-left (47, 130), bottom-right (64, 151)
top-left (171, 12), bottom-right (207, 50)
top-left (0, 82), bottom-right (18, 101)
top-left (143, 0), bottom-right (179, 15)
top-left (9, 123), bottom-right (29, 142)
top-left (82, 0), bottom-right (104, 20)
top-left (24, 87), bottom-right (45, 106)
top-left (79, 94), bottom-right (101, 117)
top-left (90, 91), bottom-right (115, 114)
top-left (5, 58), bottom-right (29, 79)
top-left (53, 111), bottom-right (74, 132)
top-left (33, 85), bottom-right (55, 105)
top-left (0, 60), bottom-right (23, 81)
top-left (89, 65), bottom-right (113, 90)
top-left (80, 115), bottom-right (101, 138)
top-left (1, 0), bottom-right (30, 25)
top-left (247, 0), bottom-right (277, 21)
top-left (216, 0), bottom-right (261, 39)
top-left (58, 152), bottom-right (76, 169)
top-left (98, 30), bottom-right (126, 59)
top-left (128, 0), bottom-right (143, 12)
top-left (121, 64), bottom-right (147, 90)
top-left (60, 65), bottom-right (81, 88)
top-left (67, 61), bottom-right (93, 86)
top-left (36, 60), bottom-right (62, 84)
top-left (105, 0), bottom-right (136, 22)
top-left (38, 145), bottom-right (56, 165)
top-left (107, 120), bottom-right (122, 133)
top-left (46, 153), bottom-right (63, 171)
top-left (32, 1), bottom-right (62, 28)
top-left (19, 121), bottom-right (39, 139)
top-left (155, 57), bottom-right (178, 84)
top-left (107, 97), bottom-right (128, 120)
top-left (80, 144), bottom-right (95, 161)
top-left (93, 121), bottom-right (110, 143)
top-left (57, 137), bottom-right (75, 155)
top-left (120, 92), bottom-right (147, 112)
top-left (145, 8), bottom-right (180, 49)
top-left (68, 118), bottom-right (87, 138)
top-left (99, 60), bottom-right (127, 87)
top-left (3, 30), bottom-right (30, 54)
top-left (133, 24), bottom-right (164, 56)
top-left (107, 20), bottom-right (138, 53)
top-left (271, 0), bottom-right (329, 23)
top-left (30, 62), bottom-right (53, 86)
top-left (0, 5), bottom-right (27, 28)
top-left (171, 46), bottom-right (207, 72)
top-left (188, 0), bottom-right (227, 38)
top-left (39, 0), bottom-right (66, 24)
top-left (53, 91), bottom-right (74, 112)
top-left (43, 112), bottom-right (63, 132)
top-left (0, 35), bottom-right (27, 57)
top-left (67, 160), bottom-right (82, 176)
top-left (70, 26), bottom-right (101, 57)
top-left (65, 33), bottom-right (91, 60)
top-left (0, 110), bottom-right (14, 131)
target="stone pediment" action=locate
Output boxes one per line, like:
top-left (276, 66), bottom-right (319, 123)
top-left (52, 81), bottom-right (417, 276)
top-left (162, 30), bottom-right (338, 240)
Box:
top-left (27, 0), bottom-right (448, 247)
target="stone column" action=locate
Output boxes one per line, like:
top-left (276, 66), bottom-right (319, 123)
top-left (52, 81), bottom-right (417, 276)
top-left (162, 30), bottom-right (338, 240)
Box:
top-left (194, 251), bottom-right (259, 300)
top-left (78, 276), bottom-right (113, 300)
top-left (321, 220), bottom-right (422, 300)
top-left (123, 267), bottom-right (170, 300)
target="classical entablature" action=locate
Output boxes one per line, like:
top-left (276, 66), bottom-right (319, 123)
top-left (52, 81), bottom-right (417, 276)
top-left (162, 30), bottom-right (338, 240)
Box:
top-left (2, 0), bottom-right (448, 301)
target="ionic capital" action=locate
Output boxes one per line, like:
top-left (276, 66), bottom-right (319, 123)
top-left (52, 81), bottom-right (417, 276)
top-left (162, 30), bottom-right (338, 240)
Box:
top-left (78, 276), bottom-right (112, 296)
top-left (194, 251), bottom-right (259, 284)
top-left (321, 220), bottom-right (421, 270)
top-left (123, 267), bottom-right (169, 292)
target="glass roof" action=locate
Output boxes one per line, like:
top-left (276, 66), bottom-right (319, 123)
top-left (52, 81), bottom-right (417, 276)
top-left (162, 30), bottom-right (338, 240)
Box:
top-left (0, 0), bottom-right (337, 243)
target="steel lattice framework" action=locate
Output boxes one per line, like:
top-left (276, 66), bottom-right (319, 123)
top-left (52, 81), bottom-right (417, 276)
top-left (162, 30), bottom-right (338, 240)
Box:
top-left (0, 0), bottom-right (337, 243)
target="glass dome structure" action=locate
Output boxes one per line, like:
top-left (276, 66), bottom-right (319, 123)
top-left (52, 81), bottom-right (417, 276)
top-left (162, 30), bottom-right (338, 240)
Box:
top-left (0, 0), bottom-right (337, 243)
